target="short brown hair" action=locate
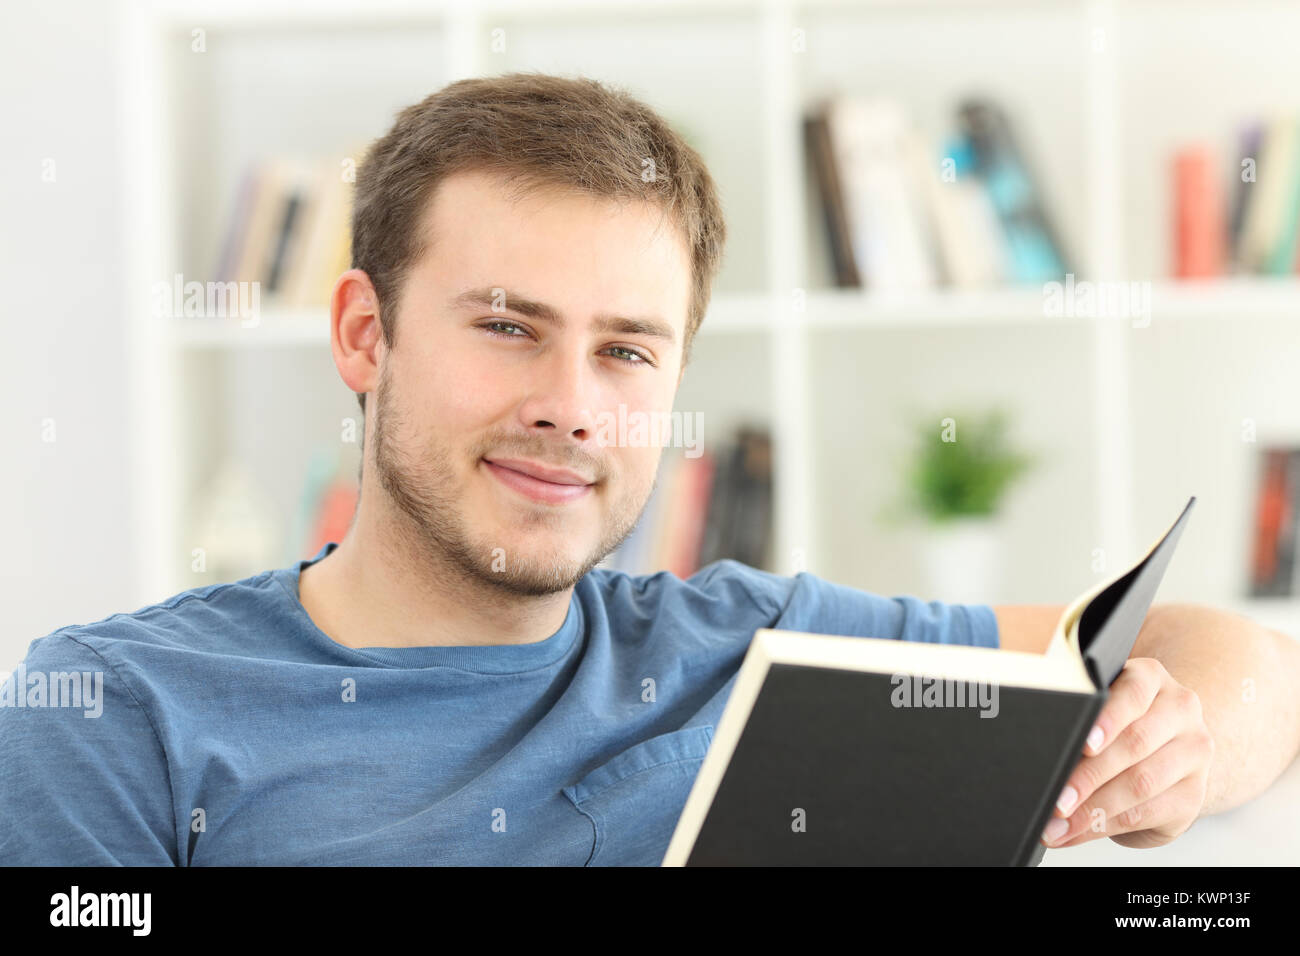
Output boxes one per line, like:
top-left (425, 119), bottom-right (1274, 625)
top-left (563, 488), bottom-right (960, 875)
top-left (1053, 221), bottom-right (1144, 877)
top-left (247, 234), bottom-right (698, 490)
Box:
top-left (350, 71), bottom-right (728, 417)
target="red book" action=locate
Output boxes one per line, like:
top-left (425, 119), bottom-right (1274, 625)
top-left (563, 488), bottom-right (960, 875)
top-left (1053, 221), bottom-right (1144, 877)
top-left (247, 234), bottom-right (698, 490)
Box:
top-left (666, 451), bottom-right (717, 579)
top-left (1251, 449), bottom-right (1291, 593)
top-left (308, 480), bottom-right (359, 554)
top-left (1173, 146), bottom-right (1226, 278)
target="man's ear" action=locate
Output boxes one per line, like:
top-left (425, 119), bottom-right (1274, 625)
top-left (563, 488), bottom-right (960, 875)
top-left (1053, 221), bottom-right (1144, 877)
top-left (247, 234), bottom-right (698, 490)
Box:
top-left (330, 269), bottom-right (383, 399)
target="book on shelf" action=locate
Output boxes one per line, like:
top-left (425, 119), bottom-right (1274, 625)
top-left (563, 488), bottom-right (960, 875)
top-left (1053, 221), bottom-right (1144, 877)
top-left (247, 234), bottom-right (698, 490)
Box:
top-left (805, 93), bottom-right (1067, 291)
top-left (957, 98), bottom-right (1070, 284)
top-left (306, 476), bottom-right (358, 558)
top-left (656, 449), bottom-right (717, 580)
top-left (1173, 145), bottom-right (1227, 278)
top-left (819, 95), bottom-right (938, 291)
top-left (1248, 445), bottom-right (1300, 598)
top-left (291, 446), bottom-right (360, 562)
top-left (1201, 115), bottom-right (1300, 277)
top-left (698, 426), bottom-right (772, 572)
top-left (663, 496), bottom-right (1195, 866)
top-left (802, 109), bottom-right (860, 287)
top-left (603, 425), bottom-right (773, 577)
top-left (211, 152), bottom-right (358, 312)
top-left (1226, 122), bottom-right (1264, 273)
top-left (914, 130), bottom-right (1009, 288)
top-left (1236, 117), bottom-right (1300, 276)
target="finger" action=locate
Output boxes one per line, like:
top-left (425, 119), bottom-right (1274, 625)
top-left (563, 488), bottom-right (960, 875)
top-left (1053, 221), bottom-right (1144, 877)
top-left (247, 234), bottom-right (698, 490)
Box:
top-left (1084, 658), bottom-right (1165, 757)
top-left (1053, 773), bottom-right (1205, 849)
top-left (1077, 734), bottom-right (1199, 835)
top-left (1051, 689), bottom-right (1184, 818)
top-left (1043, 735), bottom-right (1199, 848)
top-left (1047, 822), bottom-right (1108, 849)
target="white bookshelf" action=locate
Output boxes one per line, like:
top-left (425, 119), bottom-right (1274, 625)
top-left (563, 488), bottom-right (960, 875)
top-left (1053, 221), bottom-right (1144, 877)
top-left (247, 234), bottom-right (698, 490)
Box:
top-left (122, 0), bottom-right (1300, 627)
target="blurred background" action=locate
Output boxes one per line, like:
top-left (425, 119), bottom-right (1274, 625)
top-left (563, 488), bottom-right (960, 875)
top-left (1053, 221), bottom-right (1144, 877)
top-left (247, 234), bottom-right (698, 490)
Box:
top-left (6, 0), bottom-right (1300, 673)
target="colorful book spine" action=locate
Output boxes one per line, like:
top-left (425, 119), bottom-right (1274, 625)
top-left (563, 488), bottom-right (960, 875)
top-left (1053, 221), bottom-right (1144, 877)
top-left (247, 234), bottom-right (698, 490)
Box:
top-left (1172, 145), bottom-right (1226, 278)
top-left (957, 98), bottom-right (1068, 283)
top-left (1249, 447), bottom-right (1297, 597)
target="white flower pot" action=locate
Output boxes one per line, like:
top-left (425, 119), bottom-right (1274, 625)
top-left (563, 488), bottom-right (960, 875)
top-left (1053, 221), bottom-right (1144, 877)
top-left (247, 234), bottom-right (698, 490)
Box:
top-left (918, 517), bottom-right (1001, 604)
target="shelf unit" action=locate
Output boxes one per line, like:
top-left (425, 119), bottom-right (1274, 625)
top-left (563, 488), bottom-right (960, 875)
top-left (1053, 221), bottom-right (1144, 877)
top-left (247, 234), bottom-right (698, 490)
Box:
top-left (122, 0), bottom-right (1300, 627)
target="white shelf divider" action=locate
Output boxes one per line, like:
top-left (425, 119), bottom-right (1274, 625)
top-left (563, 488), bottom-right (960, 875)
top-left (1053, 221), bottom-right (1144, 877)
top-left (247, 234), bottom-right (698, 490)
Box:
top-left (762, 0), bottom-right (816, 577)
top-left (1085, 0), bottom-right (1138, 569)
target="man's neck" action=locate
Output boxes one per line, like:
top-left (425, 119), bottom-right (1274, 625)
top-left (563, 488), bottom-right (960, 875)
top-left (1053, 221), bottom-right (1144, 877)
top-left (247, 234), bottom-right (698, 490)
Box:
top-left (296, 514), bottom-right (575, 650)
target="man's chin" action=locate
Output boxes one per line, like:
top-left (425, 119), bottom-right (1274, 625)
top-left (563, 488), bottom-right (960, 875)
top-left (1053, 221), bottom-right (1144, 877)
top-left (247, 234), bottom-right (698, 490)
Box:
top-left (480, 558), bottom-right (591, 596)
top-left (463, 533), bottom-right (591, 584)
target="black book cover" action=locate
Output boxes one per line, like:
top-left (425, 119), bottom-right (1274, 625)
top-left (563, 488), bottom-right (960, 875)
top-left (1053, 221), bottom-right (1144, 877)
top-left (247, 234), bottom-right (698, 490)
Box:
top-left (804, 107), bottom-right (862, 288)
top-left (686, 666), bottom-right (1105, 865)
top-left (266, 191), bottom-right (304, 293)
top-left (730, 429), bottom-right (773, 570)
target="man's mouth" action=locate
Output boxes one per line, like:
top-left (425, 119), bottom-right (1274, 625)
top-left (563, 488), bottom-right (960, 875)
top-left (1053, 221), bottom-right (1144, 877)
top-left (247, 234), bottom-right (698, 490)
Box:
top-left (482, 458), bottom-right (595, 505)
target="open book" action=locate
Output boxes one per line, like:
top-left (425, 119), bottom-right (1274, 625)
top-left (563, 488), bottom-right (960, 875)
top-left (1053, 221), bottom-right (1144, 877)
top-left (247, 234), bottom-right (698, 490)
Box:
top-left (663, 496), bottom-right (1196, 866)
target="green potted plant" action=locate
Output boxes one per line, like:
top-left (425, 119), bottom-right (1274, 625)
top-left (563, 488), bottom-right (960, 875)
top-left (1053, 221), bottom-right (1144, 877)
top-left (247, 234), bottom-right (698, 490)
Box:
top-left (893, 406), bottom-right (1037, 602)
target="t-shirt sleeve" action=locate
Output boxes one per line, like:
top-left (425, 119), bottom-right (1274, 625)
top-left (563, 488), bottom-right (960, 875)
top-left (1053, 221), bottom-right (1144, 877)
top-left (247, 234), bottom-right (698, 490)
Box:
top-left (770, 570), bottom-right (1001, 649)
top-left (0, 631), bottom-right (178, 865)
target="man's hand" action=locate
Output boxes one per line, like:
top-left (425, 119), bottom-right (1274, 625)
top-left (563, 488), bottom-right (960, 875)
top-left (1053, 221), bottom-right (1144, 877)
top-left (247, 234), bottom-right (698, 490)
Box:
top-left (1040, 657), bottom-right (1215, 850)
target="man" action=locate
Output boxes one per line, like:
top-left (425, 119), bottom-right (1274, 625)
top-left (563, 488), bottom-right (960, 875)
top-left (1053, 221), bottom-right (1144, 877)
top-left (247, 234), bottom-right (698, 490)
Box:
top-left (3, 74), bottom-right (1298, 865)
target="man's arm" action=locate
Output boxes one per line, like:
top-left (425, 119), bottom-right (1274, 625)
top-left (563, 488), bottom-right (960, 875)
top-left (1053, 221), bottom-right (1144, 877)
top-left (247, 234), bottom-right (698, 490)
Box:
top-left (1126, 603), bottom-right (1300, 816)
top-left (991, 604), bottom-right (1064, 654)
top-left (993, 601), bottom-right (1300, 847)
top-left (0, 632), bottom-right (179, 865)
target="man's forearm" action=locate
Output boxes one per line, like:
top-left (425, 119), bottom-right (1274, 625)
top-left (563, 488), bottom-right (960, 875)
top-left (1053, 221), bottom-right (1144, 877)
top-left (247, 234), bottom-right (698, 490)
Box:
top-left (1132, 603), bottom-right (1300, 816)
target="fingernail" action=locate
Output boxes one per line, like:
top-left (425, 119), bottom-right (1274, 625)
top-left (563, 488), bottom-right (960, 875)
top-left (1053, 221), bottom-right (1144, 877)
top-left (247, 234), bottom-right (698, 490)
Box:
top-left (1042, 817), bottom-right (1069, 844)
top-left (1056, 785), bottom-right (1078, 814)
top-left (1086, 725), bottom-right (1104, 752)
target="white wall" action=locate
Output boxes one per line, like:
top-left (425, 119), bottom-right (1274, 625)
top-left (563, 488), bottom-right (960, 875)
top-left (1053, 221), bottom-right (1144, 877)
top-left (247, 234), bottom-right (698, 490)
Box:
top-left (0, 0), bottom-right (134, 671)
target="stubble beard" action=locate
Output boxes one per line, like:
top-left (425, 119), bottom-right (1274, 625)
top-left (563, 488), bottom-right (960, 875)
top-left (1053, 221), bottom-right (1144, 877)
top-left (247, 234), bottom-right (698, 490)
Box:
top-left (369, 362), bottom-right (652, 597)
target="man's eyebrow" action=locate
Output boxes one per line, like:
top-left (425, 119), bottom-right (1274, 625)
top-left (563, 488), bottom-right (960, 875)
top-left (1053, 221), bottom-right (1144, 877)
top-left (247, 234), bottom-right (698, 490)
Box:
top-left (450, 287), bottom-right (676, 345)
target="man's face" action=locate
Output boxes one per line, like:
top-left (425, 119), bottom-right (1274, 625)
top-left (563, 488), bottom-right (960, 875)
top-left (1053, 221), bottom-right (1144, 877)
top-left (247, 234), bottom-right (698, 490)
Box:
top-left (370, 168), bottom-right (691, 597)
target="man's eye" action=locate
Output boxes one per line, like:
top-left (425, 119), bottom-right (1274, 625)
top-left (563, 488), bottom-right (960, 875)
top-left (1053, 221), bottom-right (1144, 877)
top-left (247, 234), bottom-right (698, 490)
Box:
top-left (478, 322), bottom-right (653, 366)
top-left (605, 346), bottom-right (651, 365)
top-left (481, 320), bottom-right (527, 337)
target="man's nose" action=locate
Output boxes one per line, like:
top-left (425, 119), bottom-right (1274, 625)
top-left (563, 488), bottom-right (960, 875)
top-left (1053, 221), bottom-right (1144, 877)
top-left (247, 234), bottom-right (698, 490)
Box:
top-left (518, 346), bottom-right (601, 443)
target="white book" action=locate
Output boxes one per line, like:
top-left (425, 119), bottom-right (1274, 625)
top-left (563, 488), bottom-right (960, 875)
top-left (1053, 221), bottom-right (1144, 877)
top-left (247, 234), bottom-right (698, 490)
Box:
top-left (825, 95), bottom-right (938, 291)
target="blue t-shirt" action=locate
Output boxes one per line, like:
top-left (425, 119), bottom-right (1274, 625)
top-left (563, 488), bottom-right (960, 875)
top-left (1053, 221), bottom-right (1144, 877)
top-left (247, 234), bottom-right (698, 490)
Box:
top-left (0, 543), bottom-right (999, 866)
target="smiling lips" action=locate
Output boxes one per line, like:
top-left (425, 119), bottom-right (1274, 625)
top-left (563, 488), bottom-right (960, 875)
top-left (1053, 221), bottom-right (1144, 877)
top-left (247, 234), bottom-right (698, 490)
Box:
top-left (483, 457), bottom-right (595, 505)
